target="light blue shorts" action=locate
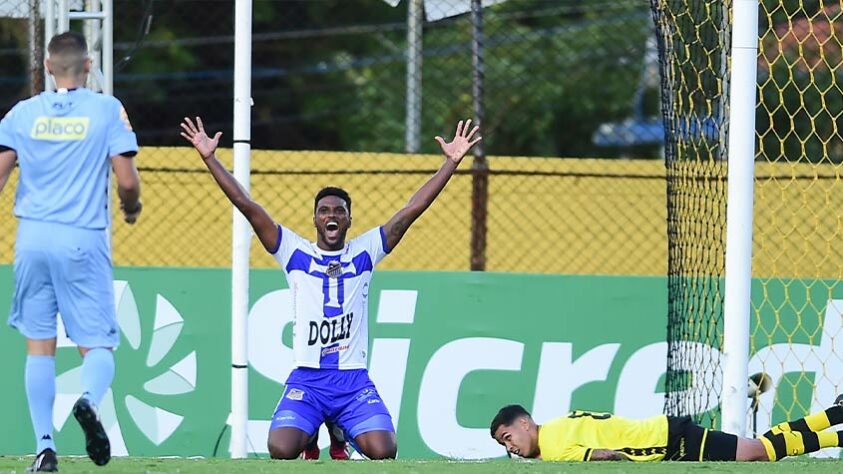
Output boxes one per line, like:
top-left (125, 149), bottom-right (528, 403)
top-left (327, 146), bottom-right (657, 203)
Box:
top-left (8, 219), bottom-right (119, 348)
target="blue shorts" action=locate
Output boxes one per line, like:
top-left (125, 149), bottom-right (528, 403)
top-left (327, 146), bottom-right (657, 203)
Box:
top-left (8, 219), bottom-right (118, 348)
top-left (269, 368), bottom-right (394, 440)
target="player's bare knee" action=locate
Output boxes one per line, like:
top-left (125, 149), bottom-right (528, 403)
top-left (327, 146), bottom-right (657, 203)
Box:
top-left (736, 439), bottom-right (771, 462)
top-left (267, 441), bottom-right (300, 460)
top-left (751, 445), bottom-right (771, 462)
top-left (267, 429), bottom-right (308, 460)
top-left (365, 442), bottom-right (397, 460)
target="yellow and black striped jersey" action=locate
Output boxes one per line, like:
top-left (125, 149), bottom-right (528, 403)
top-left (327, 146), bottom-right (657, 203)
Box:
top-left (538, 411), bottom-right (669, 462)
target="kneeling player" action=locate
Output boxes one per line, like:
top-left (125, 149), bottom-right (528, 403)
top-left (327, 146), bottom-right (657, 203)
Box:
top-left (181, 116), bottom-right (481, 459)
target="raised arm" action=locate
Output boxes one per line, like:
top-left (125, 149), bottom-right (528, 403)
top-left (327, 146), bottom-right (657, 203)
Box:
top-left (180, 117), bottom-right (279, 252)
top-left (382, 119), bottom-right (481, 251)
top-left (0, 149), bottom-right (15, 195)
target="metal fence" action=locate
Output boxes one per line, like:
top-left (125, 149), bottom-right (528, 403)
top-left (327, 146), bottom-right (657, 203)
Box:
top-left (0, 0), bottom-right (666, 274)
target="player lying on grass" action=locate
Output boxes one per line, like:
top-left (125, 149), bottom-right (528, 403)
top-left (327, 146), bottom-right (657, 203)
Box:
top-left (181, 116), bottom-right (480, 459)
top-left (491, 396), bottom-right (843, 462)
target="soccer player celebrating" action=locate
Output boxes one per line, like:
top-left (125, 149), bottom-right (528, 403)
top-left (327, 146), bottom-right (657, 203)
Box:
top-left (180, 116), bottom-right (480, 459)
top-left (0, 32), bottom-right (142, 472)
top-left (491, 398), bottom-right (843, 462)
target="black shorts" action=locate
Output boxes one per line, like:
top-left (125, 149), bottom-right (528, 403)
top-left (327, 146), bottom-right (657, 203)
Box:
top-left (665, 416), bottom-right (738, 461)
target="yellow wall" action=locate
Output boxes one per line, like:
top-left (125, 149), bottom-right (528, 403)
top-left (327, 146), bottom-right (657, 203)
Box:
top-left (1, 148), bottom-right (840, 277)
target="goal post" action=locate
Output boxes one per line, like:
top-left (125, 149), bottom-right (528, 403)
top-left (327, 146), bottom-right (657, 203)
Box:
top-left (721, 0), bottom-right (759, 437)
top-left (654, 0), bottom-right (843, 452)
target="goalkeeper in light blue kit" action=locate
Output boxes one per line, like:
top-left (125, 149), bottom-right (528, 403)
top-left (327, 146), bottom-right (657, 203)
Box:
top-left (0, 32), bottom-right (142, 472)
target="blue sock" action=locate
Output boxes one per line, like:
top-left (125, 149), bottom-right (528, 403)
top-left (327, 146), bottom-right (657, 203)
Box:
top-left (80, 348), bottom-right (115, 406)
top-left (26, 355), bottom-right (56, 454)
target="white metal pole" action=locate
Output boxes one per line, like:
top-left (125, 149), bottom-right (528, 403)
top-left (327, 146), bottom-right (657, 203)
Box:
top-left (82, 0), bottom-right (96, 90)
top-left (721, 0), bottom-right (759, 437)
top-left (102, 0), bottom-right (112, 95)
top-left (45, 0), bottom-right (55, 91)
top-left (231, 0), bottom-right (253, 459)
top-left (100, 0), bottom-right (113, 256)
top-left (57, 0), bottom-right (69, 32)
top-left (83, 1), bottom-right (99, 70)
top-left (404, 0), bottom-right (422, 153)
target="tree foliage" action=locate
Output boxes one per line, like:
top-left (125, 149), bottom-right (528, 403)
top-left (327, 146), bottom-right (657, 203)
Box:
top-left (1, 1), bottom-right (661, 158)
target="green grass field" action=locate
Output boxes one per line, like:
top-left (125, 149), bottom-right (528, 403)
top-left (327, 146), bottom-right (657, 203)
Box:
top-left (0, 457), bottom-right (840, 474)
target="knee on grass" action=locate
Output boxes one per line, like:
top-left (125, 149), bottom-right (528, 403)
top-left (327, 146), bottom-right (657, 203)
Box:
top-left (361, 443), bottom-right (397, 460)
top-left (267, 441), bottom-right (303, 459)
top-left (268, 442), bottom-right (302, 460)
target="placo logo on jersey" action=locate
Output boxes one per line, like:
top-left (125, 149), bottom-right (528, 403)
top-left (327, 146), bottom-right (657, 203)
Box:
top-left (30, 116), bottom-right (89, 140)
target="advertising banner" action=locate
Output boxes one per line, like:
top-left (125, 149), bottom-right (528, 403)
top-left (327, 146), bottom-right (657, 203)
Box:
top-left (0, 267), bottom-right (838, 459)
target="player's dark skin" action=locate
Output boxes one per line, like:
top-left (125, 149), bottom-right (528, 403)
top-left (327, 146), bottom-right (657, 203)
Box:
top-left (180, 116), bottom-right (480, 460)
top-left (314, 195), bottom-right (351, 251)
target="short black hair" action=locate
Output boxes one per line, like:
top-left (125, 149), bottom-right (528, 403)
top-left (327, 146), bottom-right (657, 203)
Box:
top-left (490, 404), bottom-right (531, 438)
top-left (314, 187), bottom-right (351, 214)
top-left (48, 31), bottom-right (88, 55)
top-left (47, 31), bottom-right (88, 76)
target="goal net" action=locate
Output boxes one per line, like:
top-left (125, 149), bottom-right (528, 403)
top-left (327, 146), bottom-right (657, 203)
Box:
top-left (653, 0), bottom-right (843, 447)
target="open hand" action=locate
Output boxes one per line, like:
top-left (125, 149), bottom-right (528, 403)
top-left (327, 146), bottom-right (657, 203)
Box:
top-left (180, 116), bottom-right (222, 160)
top-left (435, 119), bottom-right (482, 164)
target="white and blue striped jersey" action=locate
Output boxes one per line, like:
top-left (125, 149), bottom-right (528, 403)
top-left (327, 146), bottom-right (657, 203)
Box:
top-left (0, 88), bottom-right (138, 229)
top-left (271, 224), bottom-right (390, 369)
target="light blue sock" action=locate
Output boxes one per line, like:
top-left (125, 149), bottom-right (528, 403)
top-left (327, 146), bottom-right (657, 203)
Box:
top-left (80, 348), bottom-right (115, 406)
top-left (26, 355), bottom-right (56, 454)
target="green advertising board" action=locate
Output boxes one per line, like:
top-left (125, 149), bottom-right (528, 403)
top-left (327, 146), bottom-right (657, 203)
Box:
top-left (0, 266), bottom-right (840, 459)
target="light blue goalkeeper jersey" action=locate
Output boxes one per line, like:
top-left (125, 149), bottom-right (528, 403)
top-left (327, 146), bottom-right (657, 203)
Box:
top-left (0, 88), bottom-right (138, 229)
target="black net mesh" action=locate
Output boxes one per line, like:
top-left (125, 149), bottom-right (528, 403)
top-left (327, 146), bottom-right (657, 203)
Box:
top-left (650, 0), bottom-right (730, 427)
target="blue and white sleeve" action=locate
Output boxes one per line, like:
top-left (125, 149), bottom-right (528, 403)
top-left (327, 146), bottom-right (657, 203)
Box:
top-left (361, 226), bottom-right (390, 266)
top-left (271, 224), bottom-right (310, 267)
